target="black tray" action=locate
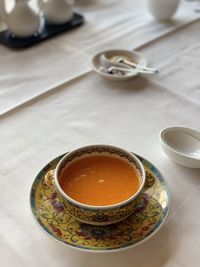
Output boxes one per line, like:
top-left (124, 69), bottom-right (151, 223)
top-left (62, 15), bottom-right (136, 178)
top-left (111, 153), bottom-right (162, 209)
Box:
top-left (0, 13), bottom-right (84, 49)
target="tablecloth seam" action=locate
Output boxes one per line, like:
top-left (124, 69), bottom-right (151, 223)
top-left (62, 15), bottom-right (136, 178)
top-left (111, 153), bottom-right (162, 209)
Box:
top-left (135, 17), bottom-right (200, 51)
top-left (149, 79), bottom-right (200, 108)
top-left (0, 18), bottom-right (199, 118)
top-left (0, 69), bottom-right (92, 118)
top-left (166, 185), bottom-right (200, 223)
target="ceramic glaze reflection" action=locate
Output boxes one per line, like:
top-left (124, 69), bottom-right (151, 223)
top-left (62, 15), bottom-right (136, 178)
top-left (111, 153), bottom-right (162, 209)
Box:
top-left (59, 155), bottom-right (140, 206)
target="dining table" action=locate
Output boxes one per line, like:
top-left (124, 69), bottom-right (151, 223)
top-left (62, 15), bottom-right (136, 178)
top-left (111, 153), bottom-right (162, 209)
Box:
top-left (0, 0), bottom-right (200, 266)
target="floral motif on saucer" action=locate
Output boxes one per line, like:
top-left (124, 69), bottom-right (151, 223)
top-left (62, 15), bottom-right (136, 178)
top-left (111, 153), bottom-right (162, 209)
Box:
top-left (30, 154), bottom-right (171, 252)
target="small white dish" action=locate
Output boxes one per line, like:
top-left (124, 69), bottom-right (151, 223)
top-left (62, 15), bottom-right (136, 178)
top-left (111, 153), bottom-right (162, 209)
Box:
top-left (160, 126), bottom-right (200, 169)
top-left (91, 49), bottom-right (147, 81)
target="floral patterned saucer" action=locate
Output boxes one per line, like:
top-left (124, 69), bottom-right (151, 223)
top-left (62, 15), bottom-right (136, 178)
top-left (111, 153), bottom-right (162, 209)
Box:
top-left (30, 154), bottom-right (171, 252)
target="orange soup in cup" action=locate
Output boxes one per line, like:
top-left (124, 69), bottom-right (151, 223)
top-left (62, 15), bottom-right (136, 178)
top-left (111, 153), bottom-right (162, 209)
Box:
top-left (59, 155), bottom-right (140, 206)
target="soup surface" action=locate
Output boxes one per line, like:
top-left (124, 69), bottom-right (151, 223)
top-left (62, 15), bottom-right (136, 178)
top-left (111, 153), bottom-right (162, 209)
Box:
top-left (59, 155), bottom-right (140, 206)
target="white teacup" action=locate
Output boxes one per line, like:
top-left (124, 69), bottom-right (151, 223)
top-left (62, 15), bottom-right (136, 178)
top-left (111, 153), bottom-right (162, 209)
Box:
top-left (147, 0), bottom-right (180, 21)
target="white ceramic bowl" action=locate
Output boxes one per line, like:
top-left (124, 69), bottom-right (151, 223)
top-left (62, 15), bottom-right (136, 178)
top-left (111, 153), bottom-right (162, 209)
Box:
top-left (54, 144), bottom-right (147, 225)
top-left (160, 127), bottom-right (200, 169)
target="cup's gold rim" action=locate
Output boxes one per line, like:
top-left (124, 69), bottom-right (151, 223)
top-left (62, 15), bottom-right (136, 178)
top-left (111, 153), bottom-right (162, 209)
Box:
top-left (54, 144), bottom-right (146, 210)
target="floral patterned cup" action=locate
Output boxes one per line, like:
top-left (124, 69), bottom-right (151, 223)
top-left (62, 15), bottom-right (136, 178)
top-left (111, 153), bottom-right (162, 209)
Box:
top-left (55, 145), bottom-right (152, 225)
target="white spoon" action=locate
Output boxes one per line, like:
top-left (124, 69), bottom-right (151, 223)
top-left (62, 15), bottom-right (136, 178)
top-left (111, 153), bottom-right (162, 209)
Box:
top-left (108, 66), bottom-right (157, 75)
top-left (160, 127), bottom-right (200, 168)
top-left (108, 66), bottom-right (156, 75)
top-left (110, 56), bottom-right (159, 74)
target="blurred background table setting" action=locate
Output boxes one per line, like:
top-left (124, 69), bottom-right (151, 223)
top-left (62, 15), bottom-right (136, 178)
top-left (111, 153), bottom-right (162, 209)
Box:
top-left (0, 1), bottom-right (200, 267)
top-left (0, 0), bottom-right (199, 115)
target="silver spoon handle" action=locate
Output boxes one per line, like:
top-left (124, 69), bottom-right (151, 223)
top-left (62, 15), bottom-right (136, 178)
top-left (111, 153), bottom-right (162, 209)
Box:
top-left (122, 59), bottom-right (159, 73)
top-left (109, 66), bottom-right (156, 74)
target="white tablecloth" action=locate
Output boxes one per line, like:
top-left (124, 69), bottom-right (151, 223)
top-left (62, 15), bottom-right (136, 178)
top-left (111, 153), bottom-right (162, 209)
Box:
top-left (0, 1), bottom-right (200, 267)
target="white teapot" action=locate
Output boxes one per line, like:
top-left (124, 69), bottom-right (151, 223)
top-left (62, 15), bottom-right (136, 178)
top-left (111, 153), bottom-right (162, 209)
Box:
top-left (0, 0), bottom-right (41, 38)
top-left (38, 0), bottom-right (74, 24)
